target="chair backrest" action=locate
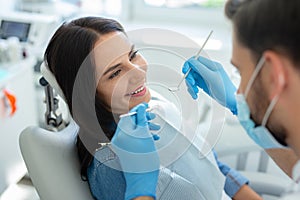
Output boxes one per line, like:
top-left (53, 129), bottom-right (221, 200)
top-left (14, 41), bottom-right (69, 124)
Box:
top-left (19, 119), bottom-right (94, 200)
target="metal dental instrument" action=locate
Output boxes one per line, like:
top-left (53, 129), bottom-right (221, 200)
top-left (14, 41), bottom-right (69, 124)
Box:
top-left (119, 106), bottom-right (157, 118)
top-left (118, 106), bottom-right (160, 141)
top-left (168, 30), bottom-right (213, 92)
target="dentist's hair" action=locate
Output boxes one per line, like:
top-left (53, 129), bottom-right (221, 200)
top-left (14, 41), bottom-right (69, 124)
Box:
top-left (44, 16), bottom-right (124, 180)
top-left (225, 0), bottom-right (300, 67)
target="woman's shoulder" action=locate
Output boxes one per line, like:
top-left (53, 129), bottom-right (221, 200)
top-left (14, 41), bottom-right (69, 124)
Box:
top-left (93, 145), bottom-right (118, 164)
top-left (87, 145), bottom-right (124, 184)
top-left (90, 145), bottom-right (123, 173)
top-left (87, 146), bottom-right (126, 200)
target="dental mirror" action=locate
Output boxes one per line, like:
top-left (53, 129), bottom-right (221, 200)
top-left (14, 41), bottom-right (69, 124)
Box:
top-left (168, 30), bottom-right (213, 92)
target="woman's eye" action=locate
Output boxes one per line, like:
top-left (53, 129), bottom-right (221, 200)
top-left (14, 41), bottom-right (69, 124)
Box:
top-left (109, 69), bottom-right (121, 79)
top-left (129, 50), bottom-right (139, 61)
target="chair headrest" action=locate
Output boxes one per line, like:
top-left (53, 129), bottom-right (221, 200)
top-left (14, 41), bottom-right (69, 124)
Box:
top-left (40, 62), bottom-right (67, 102)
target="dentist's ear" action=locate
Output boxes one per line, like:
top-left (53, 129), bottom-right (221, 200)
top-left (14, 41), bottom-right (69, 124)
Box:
top-left (263, 51), bottom-right (287, 99)
top-left (278, 73), bottom-right (285, 87)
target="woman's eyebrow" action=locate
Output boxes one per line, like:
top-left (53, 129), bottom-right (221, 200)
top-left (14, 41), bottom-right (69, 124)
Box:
top-left (103, 64), bottom-right (121, 76)
top-left (103, 45), bottom-right (135, 76)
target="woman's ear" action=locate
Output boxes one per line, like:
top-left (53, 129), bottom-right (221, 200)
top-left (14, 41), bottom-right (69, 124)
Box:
top-left (263, 51), bottom-right (286, 100)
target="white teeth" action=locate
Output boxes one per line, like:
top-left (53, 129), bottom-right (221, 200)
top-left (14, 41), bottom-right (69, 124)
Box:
top-left (131, 86), bottom-right (144, 95)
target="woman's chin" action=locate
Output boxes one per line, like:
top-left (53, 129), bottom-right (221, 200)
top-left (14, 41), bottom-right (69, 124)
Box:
top-left (129, 92), bottom-right (151, 108)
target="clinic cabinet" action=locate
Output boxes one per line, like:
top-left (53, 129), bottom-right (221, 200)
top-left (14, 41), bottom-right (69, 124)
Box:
top-left (0, 57), bottom-right (38, 194)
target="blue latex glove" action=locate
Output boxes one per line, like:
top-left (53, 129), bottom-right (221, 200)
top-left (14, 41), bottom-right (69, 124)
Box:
top-left (111, 103), bottom-right (159, 200)
top-left (183, 56), bottom-right (237, 115)
top-left (147, 112), bottom-right (161, 140)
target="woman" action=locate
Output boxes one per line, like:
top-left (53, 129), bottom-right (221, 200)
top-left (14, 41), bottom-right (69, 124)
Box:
top-left (44, 16), bottom-right (261, 200)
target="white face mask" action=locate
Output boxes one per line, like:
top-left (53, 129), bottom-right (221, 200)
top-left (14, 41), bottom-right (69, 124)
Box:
top-left (235, 57), bottom-right (286, 149)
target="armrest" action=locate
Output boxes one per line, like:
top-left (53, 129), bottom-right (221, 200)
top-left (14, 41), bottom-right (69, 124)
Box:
top-left (240, 171), bottom-right (293, 197)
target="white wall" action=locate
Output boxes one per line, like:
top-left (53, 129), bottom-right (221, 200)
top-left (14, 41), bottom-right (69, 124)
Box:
top-left (0, 0), bottom-right (16, 12)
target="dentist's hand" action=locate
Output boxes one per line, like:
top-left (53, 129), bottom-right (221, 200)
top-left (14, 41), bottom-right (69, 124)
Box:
top-left (183, 56), bottom-right (237, 115)
top-left (111, 103), bottom-right (159, 200)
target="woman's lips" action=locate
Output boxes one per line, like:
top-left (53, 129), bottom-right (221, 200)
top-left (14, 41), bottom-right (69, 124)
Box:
top-left (131, 86), bottom-right (147, 97)
top-left (126, 85), bottom-right (147, 97)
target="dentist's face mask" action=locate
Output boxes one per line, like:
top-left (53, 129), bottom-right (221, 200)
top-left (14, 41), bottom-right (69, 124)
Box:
top-left (236, 56), bottom-right (286, 149)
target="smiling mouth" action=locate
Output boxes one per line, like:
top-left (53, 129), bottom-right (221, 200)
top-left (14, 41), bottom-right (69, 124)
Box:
top-left (131, 85), bottom-right (144, 94)
top-left (126, 85), bottom-right (146, 96)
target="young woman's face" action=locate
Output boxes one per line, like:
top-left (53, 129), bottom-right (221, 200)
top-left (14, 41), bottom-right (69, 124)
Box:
top-left (94, 31), bottom-right (151, 114)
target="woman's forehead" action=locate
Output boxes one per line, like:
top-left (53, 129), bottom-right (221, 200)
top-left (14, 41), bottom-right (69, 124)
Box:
top-left (93, 32), bottom-right (132, 75)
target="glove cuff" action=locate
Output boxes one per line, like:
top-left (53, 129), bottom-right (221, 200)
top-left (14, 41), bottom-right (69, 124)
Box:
top-left (125, 193), bottom-right (156, 200)
top-left (124, 170), bottom-right (158, 200)
top-left (230, 105), bottom-right (238, 115)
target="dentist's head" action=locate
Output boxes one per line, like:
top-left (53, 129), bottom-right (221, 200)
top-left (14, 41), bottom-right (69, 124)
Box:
top-left (225, 0), bottom-right (300, 151)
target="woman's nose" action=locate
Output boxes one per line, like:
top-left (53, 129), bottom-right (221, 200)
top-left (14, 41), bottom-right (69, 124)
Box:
top-left (126, 63), bottom-right (145, 83)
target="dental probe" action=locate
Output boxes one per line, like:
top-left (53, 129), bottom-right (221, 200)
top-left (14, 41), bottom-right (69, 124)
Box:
top-left (119, 107), bottom-right (154, 118)
top-left (118, 106), bottom-right (160, 140)
top-left (168, 30), bottom-right (213, 92)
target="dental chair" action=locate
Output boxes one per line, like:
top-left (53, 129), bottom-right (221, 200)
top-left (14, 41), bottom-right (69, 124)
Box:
top-left (19, 63), bottom-right (94, 200)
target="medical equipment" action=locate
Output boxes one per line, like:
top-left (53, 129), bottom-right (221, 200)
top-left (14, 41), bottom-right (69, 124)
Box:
top-left (39, 77), bottom-right (65, 131)
top-left (119, 107), bottom-right (154, 118)
top-left (168, 30), bottom-right (213, 92)
top-left (0, 11), bottom-right (60, 59)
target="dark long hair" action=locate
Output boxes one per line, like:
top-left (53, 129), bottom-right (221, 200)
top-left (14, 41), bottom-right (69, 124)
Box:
top-left (44, 16), bottom-right (124, 180)
top-left (225, 0), bottom-right (300, 66)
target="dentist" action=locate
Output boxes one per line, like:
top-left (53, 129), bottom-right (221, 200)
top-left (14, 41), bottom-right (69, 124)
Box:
top-left (183, 0), bottom-right (300, 198)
